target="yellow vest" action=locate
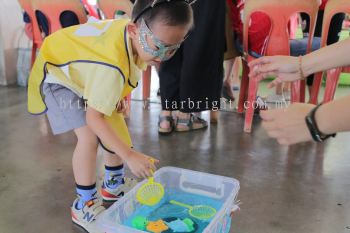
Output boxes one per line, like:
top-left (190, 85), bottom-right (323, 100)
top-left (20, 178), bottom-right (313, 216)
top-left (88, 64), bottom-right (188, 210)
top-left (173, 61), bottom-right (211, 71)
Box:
top-left (27, 19), bottom-right (143, 151)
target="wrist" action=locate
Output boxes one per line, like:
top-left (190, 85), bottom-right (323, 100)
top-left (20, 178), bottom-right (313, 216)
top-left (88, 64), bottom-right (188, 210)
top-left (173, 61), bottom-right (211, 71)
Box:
top-left (301, 54), bottom-right (314, 77)
top-left (315, 103), bottom-right (333, 135)
top-left (305, 104), bottom-right (336, 142)
top-left (123, 148), bottom-right (135, 161)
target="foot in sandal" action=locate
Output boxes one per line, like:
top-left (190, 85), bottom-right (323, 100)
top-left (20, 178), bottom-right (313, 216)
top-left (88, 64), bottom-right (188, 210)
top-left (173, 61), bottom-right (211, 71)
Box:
top-left (158, 111), bottom-right (174, 135)
top-left (175, 112), bottom-right (208, 132)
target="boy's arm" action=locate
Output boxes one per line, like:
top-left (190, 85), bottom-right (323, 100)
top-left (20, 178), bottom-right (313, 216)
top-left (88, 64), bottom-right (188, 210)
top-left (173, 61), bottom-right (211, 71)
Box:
top-left (86, 106), bottom-right (156, 178)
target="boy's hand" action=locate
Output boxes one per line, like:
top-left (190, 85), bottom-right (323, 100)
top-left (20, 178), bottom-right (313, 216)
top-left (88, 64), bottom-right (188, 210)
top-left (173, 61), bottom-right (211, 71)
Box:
top-left (116, 98), bottom-right (128, 113)
top-left (126, 150), bottom-right (159, 179)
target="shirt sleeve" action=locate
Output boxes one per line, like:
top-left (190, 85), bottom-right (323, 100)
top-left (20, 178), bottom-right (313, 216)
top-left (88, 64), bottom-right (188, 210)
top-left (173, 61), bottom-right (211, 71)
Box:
top-left (84, 70), bottom-right (125, 116)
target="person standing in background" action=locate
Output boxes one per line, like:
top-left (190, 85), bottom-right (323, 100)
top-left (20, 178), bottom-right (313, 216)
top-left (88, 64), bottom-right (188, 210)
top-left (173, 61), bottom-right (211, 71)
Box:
top-left (158, 0), bottom-right (226, 134)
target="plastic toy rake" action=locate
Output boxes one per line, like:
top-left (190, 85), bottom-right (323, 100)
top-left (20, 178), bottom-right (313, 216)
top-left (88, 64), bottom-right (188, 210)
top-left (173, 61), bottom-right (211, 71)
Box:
top-left (169, 200), bottom-right (217, 220)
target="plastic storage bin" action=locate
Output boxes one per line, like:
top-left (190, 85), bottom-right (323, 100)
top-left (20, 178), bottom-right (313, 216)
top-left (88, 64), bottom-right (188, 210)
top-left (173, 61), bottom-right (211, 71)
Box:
top-left (97, 167), bottom-right (240, 233)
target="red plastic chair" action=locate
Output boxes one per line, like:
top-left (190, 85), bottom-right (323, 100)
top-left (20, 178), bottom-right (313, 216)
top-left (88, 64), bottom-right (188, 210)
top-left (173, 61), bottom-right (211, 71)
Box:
top-left (238, 0), bottom-right (319, 133)
top-left (98, 0), bottom-right (133, 18)
top-left (31, 0), bottom-right (87, 34)
top-left (310, 0), bottom-right (350, 104)
top-left (17, 0), bottom-right (44, 67)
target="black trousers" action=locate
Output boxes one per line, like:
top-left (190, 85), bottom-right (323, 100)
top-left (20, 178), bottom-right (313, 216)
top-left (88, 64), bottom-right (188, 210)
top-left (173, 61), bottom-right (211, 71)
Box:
top-left (159, 0), bottom-right (226, 113)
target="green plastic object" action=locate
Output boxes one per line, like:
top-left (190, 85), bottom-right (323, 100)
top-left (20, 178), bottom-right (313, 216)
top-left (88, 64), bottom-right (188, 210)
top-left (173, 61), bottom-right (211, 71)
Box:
top-left (183, 218), bottom-right (195, 232)
top-left (169, 200), bottom-right (217, 220)
top-left (132, 216), bottom-right (148, 230)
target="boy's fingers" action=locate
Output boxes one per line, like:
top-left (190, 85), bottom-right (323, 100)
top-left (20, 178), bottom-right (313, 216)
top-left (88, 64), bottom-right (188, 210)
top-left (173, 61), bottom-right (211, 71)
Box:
top-left (149, 163), bottom-right (157, 171)
top-left (145, 169), bottom-right (153, 178)
top-left (153, 159), bottom-right (160, 164)
top-left (134, 171), bottom-right (141, 179)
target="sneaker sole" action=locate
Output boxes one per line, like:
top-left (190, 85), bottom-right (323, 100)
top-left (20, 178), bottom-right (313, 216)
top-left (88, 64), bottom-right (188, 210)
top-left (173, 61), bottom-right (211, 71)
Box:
top-left (72, 219), bottom-right (89, 233)
top-left (101, 189), bottom-right (122, 202)
top-left (101, 196), bottom-right (120, 202)
top-left (72, 217), bottom-right (89, 233)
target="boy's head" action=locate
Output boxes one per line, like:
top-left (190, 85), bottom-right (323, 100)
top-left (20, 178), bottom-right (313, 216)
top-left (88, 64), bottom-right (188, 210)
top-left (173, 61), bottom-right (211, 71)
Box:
top-left (128, 0), bottom-right (194, 66)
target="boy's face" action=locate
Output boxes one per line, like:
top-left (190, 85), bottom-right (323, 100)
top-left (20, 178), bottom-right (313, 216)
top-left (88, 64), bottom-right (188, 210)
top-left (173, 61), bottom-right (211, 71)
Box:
top-left (128, 20), bottom-right (191, 66)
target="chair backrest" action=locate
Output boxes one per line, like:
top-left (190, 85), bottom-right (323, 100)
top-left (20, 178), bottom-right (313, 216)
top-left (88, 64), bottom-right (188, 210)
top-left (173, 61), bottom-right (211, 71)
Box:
top-left (81, 0), bottom-right (100, 18)
top-left (243, 0), bottom-right (319, 56)
top-left (31, 0), bottom-right (88, 34)
top-left (17, 0), bottom-right (43, 45)
top-left (320, 0), bottom-right (350, 47)
top-left (98, 0), bottom-right (133, 19)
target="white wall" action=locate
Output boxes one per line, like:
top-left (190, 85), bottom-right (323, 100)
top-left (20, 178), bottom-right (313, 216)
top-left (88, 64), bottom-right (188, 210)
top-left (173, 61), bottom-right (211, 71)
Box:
top-left (0, 0), bottom-right (31, 85)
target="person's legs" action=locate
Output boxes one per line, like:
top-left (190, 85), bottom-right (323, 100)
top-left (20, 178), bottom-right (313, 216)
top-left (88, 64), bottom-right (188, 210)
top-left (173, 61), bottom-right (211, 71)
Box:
top-left (232, 57), bottom-right (241, 90)
top-left (158, 45), bottom-right (183, 133)
top-left (175, 111), bottom-right (208, 131)
top-left (73, 126), bottom-right (99, 208)
top-left (175, 0), bottom-right (225, 129)
top-left (327, 13), bottom-right (345, 45)
top-left (43, 83), bottom-right (104, 231)
top-left (71, 125), bottom-right (105, 232)
top-left (223, 59), bottom-right (235, 101)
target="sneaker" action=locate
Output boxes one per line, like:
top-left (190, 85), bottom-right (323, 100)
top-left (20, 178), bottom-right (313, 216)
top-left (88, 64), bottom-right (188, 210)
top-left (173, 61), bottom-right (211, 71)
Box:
top-left (101, 177), bottom-right (138, 202)
top-left (71, 198), bottom-right (105, 233)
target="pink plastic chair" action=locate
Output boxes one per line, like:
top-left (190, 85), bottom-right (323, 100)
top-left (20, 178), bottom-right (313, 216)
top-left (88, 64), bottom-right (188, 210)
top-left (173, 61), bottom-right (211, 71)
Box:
top-left (31, 0), bottom-right (87, 34)
top-left (310, 0), bottom-right (350, 104)
top-left (238, 0), bottom-right (319, 133)
top-left (17, 0), bottom-right (43, 67)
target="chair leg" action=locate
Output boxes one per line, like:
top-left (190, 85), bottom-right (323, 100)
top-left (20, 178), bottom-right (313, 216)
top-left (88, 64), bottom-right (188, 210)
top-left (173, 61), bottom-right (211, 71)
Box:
top-left (243, 77), bottom-right (258, 133)
top-left (31, 42), bottom-right (37, 68)
top-left (238, 61), bottom-right (249, 113)
top-left (291, 80), bottom-right (300, 103)
top-left (323, 68), bottom-right (341, 103)
top-left (310, 72), bottom-right (323, 104)
top-left (142, 66), bottom-right (151, 101)
top-left (300, 80), bottom-right (306, 103)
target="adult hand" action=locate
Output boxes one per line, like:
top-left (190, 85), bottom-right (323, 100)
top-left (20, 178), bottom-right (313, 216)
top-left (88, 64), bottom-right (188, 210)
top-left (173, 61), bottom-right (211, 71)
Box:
top-left (248, 56), bottom-right (301, 88)
top-left (260, 103), bottom-right (316, 145)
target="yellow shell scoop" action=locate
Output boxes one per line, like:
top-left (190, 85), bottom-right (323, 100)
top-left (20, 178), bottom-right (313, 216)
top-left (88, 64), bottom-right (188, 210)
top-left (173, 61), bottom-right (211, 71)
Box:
top-left (136, 160), bottom-right (164, 206)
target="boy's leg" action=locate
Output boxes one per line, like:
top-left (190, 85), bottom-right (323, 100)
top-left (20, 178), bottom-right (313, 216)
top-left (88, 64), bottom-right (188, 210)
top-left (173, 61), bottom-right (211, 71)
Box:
top-left (71, 126), bottom-right (105, 232)
top-left (73, 126), bottom-right (98, 187)
top-left (101, 152), bottom-right (137, 202)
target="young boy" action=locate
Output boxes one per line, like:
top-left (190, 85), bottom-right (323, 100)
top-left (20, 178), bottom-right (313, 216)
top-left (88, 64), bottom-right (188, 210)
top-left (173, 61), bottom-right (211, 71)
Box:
top-left (27, 0), bottom-right (194, 232)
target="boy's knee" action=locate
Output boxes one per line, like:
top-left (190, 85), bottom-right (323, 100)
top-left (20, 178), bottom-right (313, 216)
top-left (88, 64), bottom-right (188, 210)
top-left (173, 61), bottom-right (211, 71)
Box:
top-left (75, 127), bottom-right (98, 148)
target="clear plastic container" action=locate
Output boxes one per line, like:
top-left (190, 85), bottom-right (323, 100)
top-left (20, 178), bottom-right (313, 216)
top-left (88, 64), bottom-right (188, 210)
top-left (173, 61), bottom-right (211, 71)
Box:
top-left (97, 167), bottom-right (240, 233)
